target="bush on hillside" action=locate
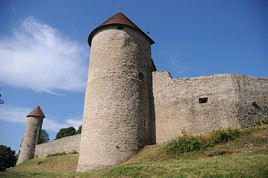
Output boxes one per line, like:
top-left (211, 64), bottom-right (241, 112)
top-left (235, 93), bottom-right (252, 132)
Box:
top-left (0, 145), bottom-right (16, 171)
top-left (55, 127), bottom-right (76, 139)
top-left (211, 128), bottom-right (240, 144)
top-left (167, 128), bottom-right (240, 156)
top-left (47, 152), bottom-right (66, 157)
top-left (167, 136), bottom-right (211, 155)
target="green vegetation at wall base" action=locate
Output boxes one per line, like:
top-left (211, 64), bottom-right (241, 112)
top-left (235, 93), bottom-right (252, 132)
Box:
top-left (1, 124), bottom-right (268, 178)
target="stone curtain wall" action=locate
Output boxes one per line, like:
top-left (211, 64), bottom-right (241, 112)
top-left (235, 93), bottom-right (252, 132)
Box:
top-left (153, 72), bottom-right (268, 143)
top-left (153, 72), bottom-right (240, 143)
top-left (34, 73), bottom-right (268, 157)
top-left (35, 134), bottom-right (81, 158)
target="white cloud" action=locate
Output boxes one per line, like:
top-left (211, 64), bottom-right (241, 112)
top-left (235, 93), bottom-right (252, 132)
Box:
top-left (65, 119), bottom-right (82, 129)
top-left (0, 105), bottom-right (31, 123)
top-left (0, 105), bottom-right (82, 132)
top-left (42, 118), bottom-right (69, 132)
top-left (0, 17), bottom-right (87, 93)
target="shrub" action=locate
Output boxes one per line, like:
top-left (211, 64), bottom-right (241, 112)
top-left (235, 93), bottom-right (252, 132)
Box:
top-left (55, 127), bottom-right (76, 139)
top-left (167, 136), bottom-right (210, 155)
top-left (167, 128), bottom-right (240, 156)
top-left (47, 152), bottom-right (66, 157)
top-left (211, 128), bottom-right (240, 144)
top-left (70, 150), bottom-right (78, 154)
top-left (0, 145), bottom-right (16, 171)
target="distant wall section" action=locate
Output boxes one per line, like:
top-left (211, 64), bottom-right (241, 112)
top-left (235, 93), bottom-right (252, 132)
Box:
top-left (35, 134), bottom-right (81, 158)
top-left (153, 72), bottom-right (268, 143)
top-left (234, 75), bottom-right (268, 127)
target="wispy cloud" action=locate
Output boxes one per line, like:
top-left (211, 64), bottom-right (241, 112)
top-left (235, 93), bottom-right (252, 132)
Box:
top-left (158, 46), bottom-right (191, 77)
top-left (0, 17), bottom-right (87, 93)
top-left (0, 105), bottom-right (30, 123)
top-left (65, 119), bottom-right (82, 129)
top-left (0, 105), bottom-right (82, 132)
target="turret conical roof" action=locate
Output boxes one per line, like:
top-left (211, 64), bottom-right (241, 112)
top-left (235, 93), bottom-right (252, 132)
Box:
top-left (88, 12), bottom-right (154, 46)
top-left (27, 106), bottom-right (45, 119)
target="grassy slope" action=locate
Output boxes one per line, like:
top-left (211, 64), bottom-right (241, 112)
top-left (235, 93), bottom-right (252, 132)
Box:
top-left (1, 125), bottom-right (268, 178)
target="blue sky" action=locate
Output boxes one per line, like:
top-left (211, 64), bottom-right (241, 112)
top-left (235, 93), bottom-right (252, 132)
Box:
top-left (0, 0), bottom-right (267, 152)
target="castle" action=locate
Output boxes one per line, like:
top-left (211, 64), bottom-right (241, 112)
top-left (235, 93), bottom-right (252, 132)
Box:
top-left (17, 12), bottom-right (268, 172)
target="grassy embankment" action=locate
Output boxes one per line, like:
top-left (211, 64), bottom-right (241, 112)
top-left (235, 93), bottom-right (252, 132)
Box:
top-left (1, 124), bottom-right (268, 178)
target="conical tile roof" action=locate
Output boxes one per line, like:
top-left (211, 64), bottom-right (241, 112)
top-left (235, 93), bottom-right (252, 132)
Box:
top-left (88, 12), bottom-right (154, 46)
top-left (101, 12), bottom-right (140, 29)
top-left (27, 106), bottom-right (45, 118)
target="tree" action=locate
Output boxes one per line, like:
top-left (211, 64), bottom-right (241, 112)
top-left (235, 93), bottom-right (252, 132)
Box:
top-left (0, 145), bottom-right (16, 171)
top-left (76, 125), bottom-right (82, 134)
top-left (37, 129), bottom-right (50, 144)
top-left (55, 127), bottom-right (76, 139)
top-left (0, 93), bottom-right (4, 105)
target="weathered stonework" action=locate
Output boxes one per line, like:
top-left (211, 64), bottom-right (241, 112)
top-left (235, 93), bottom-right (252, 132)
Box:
top-left (153, 72), bottom-right (268, 143)
top-left (234, 75), bottom-right (268, 127)
top-left (35, 134), bottom-right (81, 158)
top-left (77, 26), bottom-right (154, 171)
top-left (23, 72), bottom-right (267, 162)
top-left (31, 72), bottom-right (268, 159)
top-left (15, 13), bottom-right (268, 171)
top-left (16, 116), bottom-right (43, 165)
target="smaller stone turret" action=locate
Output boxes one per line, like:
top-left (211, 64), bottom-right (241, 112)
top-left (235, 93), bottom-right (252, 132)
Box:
top-left (16, 106), bottom-right (45, 165)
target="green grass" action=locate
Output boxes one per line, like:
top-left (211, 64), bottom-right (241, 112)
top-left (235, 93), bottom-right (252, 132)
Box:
top-left (1, 125), bottom-right (268, 178)
top-left (47, 152), bottom-right (67, 157)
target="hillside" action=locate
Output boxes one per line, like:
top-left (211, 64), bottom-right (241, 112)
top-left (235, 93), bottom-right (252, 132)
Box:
top-left (1, 125), bottom-right (268, 178)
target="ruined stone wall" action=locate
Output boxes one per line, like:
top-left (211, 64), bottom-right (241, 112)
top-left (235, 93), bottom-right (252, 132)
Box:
top-left (35, 134), bottom-right (80, 158)
top-left (153, 72), bottom-right (268, 143)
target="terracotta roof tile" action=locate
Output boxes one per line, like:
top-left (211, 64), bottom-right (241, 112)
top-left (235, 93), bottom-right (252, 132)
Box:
top-left (101, 12), bottom-right (140, 29)
top-left (88, 12), bottom-right (154, 46)
top-left (27, 106), bottom-right (45, 119)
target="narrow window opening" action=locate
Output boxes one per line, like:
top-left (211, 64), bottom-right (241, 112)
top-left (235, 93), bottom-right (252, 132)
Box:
top-left (139, 72), bottom-right (144, 80)
top-left (199, 97), bottom-right (208, 104)
top-left (143, 119), bottom-right (146, 127)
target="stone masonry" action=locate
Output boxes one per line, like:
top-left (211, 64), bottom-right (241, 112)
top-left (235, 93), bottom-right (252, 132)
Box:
top-left (34, 70), bottom-right (268, 156)
top-left (35, 134), bottom-right (80, 158)
top-left (16, 12), bottom-right (268, 172)
top-left (153, 72), bottom-right (268, 143)
top-left (77, 13), bottom-right (155, 172)
top-left (33, 72), bottom-right (268, 158)
top-left (17, 106), bottom-right (45, 165)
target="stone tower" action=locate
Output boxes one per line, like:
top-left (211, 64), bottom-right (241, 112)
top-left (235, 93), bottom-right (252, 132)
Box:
top-left (77, 12), bottom-right (155, 171)
top-left (16, 106), bottom-right (45, 165)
